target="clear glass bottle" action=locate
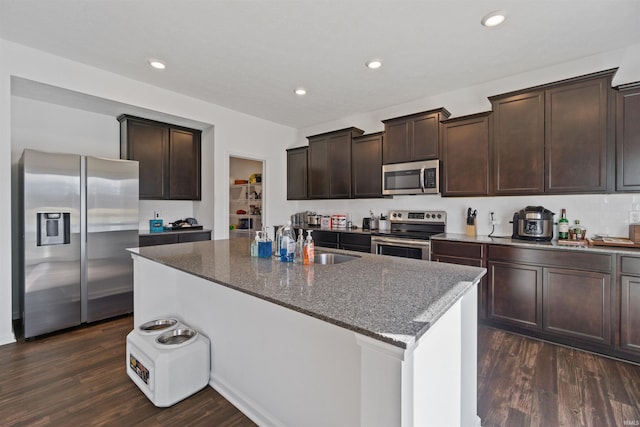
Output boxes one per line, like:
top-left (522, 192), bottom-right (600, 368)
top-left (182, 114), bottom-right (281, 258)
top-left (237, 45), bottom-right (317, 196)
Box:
top-left (280, 220), bottom-right (295, 263)
top-left (274, 224), bottom-right (284, 258)
top-left (251, 231), bottom-right (260, 257)
top-left (558, 208), bottom-right (569, 240)
top-left (294, 229), bottom-right (304, 264)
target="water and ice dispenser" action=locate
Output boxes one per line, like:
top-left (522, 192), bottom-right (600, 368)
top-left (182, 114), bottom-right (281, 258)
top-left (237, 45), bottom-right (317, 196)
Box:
top-left (36, 212), bottom-right (70, 246)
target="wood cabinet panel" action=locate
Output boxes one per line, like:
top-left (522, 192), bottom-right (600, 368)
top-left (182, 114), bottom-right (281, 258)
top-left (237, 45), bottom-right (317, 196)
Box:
top-left (124, 119), bottom-right (169, 199)
top-left (139, 233), bottom-right (178, 247)
top-left (308, 137), bottom-right (329, 199)
top-left (487, 245), bottom-right (612, 273)
top-left (432, 240), bottom-right (483, 259)
top-left (312, 230), bottom-right (339, 249)
top-left (411, 113), bottom-right (440, 160)
top-left (432, 240), bottom-right (487, 319)
top-left (488, 261), bottom-right (542, 329)
top-left (620, 275), bottom-right (640, 353)
top-left (328, 132), bottom-right (352, 198)
top-left (489, 70), bottom-right (614, 196)
top-left (382, 108), bottom-right (449, 164)
top-left (441, 112), bottom-right (490, 196)
top-left (382, 120), bottom-right (410, 164)
top-left (169, 128), bottom-right (201, 200)
top-left (177, 231), bottom-right (211, 243)
top-left (307, 128), bottom-right (363, 199)
top-left (490, 91), bottom-right (545, 195)
top-left (286, 147), bottom-right (308, 200)
top-left (545, 76), bottom-right (610, 193)
top-left (616, 84), bottom-right (640, 191)
top-left (119, 115), bottom-right (201, 200)
top-left (351, 132), bottom-right (383, 198)
top-left (543, 268), bottom-right (611, 344)
top-left (139, 231), bottom-right (211, 247)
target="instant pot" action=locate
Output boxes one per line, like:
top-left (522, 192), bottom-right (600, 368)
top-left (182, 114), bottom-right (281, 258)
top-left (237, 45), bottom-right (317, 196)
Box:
top-left (512, 206), bottom-right (555, 241)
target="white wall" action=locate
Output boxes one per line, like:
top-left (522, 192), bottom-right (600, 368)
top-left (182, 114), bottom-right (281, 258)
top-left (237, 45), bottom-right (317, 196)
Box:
top-left (290, 43), bottom-right (640, 237)
top-left (0, 39), bottom-right (296, 343)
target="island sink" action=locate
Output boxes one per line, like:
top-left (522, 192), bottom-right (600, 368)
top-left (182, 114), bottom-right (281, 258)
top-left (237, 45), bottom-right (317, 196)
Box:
top-left (314, 252), bottom-right (359, 264)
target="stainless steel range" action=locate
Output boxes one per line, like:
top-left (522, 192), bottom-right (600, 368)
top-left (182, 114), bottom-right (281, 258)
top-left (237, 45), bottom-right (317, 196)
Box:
top-left (370, 210), bottom-right (446, 260)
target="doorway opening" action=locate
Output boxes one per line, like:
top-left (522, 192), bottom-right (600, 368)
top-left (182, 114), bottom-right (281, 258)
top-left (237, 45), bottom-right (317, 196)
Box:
top-left (229, 156), bottom-right (264, 239)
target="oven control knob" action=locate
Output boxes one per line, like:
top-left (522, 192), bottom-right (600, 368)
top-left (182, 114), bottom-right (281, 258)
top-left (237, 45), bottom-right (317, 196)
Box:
top-left (437, 213), bottom-right (442, 219)
top-left (396, 213), bottom-right (402, 218)
top-left (426, 213), bottom-right (431, 219)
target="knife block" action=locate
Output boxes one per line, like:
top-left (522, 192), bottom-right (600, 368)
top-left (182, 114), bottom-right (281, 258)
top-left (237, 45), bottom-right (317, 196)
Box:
top-left (466, 219), bottom-right (477, 236)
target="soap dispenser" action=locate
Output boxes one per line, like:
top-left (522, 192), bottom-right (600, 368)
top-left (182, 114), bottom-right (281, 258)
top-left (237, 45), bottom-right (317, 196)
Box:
top-left (303, 230), bottom-right (315, 265)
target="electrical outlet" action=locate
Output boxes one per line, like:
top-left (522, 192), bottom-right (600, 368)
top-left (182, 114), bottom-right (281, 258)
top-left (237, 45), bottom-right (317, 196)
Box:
top-left (630, 210), bottom-right (640, 224)
top-left (489, 211), bottom-right (499, 226)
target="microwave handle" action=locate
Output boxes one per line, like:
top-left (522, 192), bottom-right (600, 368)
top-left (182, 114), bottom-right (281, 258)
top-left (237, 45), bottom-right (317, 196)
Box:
top-left (419, 167), bottom-right (426, 193)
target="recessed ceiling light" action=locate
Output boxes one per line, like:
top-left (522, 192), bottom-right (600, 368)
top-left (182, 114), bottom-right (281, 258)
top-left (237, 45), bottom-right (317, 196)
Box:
top-left (481, 11), bottom-right (507, 27)
top-left (366, 59), bottom-right (383, 70)
top-left (148, 60), bottom-right (166, 70)
top-left (294, 87), bottom-right (307, 96)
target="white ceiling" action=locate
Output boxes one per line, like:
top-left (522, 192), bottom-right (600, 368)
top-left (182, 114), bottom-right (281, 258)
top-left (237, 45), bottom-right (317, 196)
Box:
top-left (2, 0), bottom-right (640, 129)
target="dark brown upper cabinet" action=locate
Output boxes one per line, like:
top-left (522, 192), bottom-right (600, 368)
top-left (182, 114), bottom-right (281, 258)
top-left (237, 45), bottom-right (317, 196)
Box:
top-left (489, 69), bottom-right (615, 195)
top-left (545, 75), bottom-right (612, 193)
top-left (286, 146), bottom-right (308, 200)
top-left (382, 108), bottom-right (450, 164)
top-left (490, 91), bottom-right (545, 195)
top-left (440, 112), bottom-right (491, 197)
top-left (615, 83), bottom-right (640, 191)
top-left (118, 115), bottom-right (201, 200)
top-left (351, 132), bottom-right (384, 198)
top-left (307, 127), bottom-right (364, 199)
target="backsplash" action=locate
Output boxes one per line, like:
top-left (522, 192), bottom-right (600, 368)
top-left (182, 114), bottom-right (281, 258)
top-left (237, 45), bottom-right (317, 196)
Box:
top-left (293, 193), bottom-right (640, 239)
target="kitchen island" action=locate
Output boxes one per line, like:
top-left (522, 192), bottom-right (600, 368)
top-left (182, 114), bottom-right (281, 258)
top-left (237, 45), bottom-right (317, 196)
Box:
top-left (129, 239), bottom-right (486, 426)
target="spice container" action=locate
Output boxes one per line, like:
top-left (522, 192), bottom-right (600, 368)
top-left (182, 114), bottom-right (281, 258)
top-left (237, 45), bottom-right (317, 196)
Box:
top-left (569, 219), bottom-right (586, 241)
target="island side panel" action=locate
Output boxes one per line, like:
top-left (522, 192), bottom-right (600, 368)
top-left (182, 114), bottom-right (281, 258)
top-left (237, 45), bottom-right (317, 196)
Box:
top-left (461, 284), bottom-right (481, 427)
top-left (132, 255), bottom-right (362, 426)
top-left (132, 254), bottom-right (480, 426)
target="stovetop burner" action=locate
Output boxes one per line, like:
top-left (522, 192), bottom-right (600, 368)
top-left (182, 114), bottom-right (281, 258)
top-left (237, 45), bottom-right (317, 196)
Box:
top-left (372, 210), bottom-right (446, 240)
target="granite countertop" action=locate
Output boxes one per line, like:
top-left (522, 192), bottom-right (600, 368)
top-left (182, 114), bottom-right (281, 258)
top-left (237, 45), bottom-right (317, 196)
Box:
top-left (129, 238), bottom-right (485, 349)
top-left (432, 233), bottom-right (640, 256)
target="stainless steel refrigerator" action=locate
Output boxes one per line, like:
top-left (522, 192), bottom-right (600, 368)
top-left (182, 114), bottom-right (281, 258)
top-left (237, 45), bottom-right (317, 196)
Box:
top-left (19, 149), bottom-right (139, 338)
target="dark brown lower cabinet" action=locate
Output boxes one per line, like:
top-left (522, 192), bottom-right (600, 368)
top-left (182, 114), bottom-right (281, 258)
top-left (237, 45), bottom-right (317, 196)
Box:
top-left (487, 261), bottom-right (542, 329)
top-left (431, 240), bottom-right (487, 318)
top-left (338, 233), bottom-right (371, 253)
top-left (139, 230), bottom-right (211, 247)
top-left (543, 267), bottom-right (611, 345)
top-left (432, 239), bottom-right (640, 363)
top-left (308, 230), bottom-right (371, 253)
top-left (619, 255), bottom-right (640, 357)
top-left (311, 230), bottom-right (339, 249)
top-left (484, 243), bottom-right (624, 360)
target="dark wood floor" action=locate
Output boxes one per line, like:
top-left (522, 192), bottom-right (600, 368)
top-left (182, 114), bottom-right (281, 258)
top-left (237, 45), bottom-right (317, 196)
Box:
top-left (1, 316), bottom-right (640, 426)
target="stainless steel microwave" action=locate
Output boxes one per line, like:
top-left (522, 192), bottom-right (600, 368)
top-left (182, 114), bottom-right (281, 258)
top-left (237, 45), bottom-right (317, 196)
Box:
top-left (382, 160), bottom-right (439, 195)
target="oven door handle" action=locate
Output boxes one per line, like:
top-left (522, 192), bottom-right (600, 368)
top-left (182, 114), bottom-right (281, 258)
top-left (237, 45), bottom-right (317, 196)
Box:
top-left (419, 166), bottom-right (426, 193)
top-left (371, 236), bottom-right (430, 248)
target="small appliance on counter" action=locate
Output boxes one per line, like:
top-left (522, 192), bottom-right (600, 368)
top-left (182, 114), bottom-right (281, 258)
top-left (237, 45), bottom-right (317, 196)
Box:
top-left (511, 206), bottom-right (555, 241)
top-left (362, 216), bottom-right (378, 230)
